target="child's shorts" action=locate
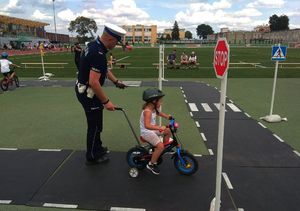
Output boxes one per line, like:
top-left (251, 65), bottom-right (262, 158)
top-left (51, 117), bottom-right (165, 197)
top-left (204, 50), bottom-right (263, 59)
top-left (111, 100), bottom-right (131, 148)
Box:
top-left (141, 130), bottom-right (162, 146)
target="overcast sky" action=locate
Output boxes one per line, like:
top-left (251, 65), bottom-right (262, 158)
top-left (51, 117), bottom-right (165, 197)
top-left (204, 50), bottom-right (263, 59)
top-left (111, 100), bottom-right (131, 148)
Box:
top-left (1, 0), bottom-right (300, 37)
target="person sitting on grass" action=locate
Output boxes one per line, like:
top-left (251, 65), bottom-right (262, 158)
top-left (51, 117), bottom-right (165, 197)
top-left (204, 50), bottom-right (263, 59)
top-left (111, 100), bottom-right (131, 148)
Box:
top-left (140, 88), bottom-right (172, 175)
top-left (189, 51), bottom-right (197, 67)
top-left (180, 51), bottom-right (189, 68)
top-left (0, 52), bottom-right (19, 81)
top-left (167, 49), bottom-right (177, 69)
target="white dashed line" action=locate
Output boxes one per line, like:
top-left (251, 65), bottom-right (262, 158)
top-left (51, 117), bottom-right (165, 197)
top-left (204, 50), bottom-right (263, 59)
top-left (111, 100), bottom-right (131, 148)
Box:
top-left (222, 172), bottom-right (234, 189)
top-left (190, 112), bottom-right (193, 117)
top-left (183, 94), bottom-right (186, 98)
top-left (237, 208), bottom-right (245, 211)
top-left (229, 99), bottom-right (234, 103)
top-left (273, 134), bottom-right (284, 143)
top-left (201, 103), bottom-right (213, 112)
top-left (188, 103), bottom-right (199, 111)
top-left (227, 103), bottom-right (241, 112)
top-left (180, 86), bottom-right (183, 89)
top-left (200, 133), bottom-right (207, 142)
top-left (195, 121), bottom-right (200, 128)
top-left (38, 149), bottom-right (62, 152)
top-left (293, 150), bottom-right (300, 157)
top-left (110, 207), bottom-right (146, 211)
top-left (244, 112), bottom-right (251, 118)
top-left (0, 148), bottom-right (18, 151)
top-left (184, 99), bottom-right (188, 103)
top-left (0, 200), bottom-right (12, 204)
top-left (208, 149), bottom-right (214, 155)
top-left (193, 154), bottom-right (202, 157)
top-left (43, 203), bottom-right (78, 209)
top-left (258, 122), bottom-right (267, 128)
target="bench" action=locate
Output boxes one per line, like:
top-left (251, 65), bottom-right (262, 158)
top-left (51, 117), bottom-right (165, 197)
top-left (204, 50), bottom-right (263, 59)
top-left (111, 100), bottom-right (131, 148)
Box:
top-left (152, 62), bottom-right (200, 69)
top-left (21, 63), bottom-right (68, 68)
top-left (279, 63), bottom-right (300, 68)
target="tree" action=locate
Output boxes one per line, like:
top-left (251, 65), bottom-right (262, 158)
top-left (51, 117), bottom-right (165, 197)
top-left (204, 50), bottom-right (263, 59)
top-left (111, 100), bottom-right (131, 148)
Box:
top-left (68, 16), bottom-right (98, 42)
top-left (185, 31), bottom-right (193, 39)
top-left (171, 21), bottom-right (180, 40)
top-left (196, 24), bottom-right (214, 39)
top-left (269, 14), bottom-right (289, 31)
top-left (166, 34), bottom-right (172, 40)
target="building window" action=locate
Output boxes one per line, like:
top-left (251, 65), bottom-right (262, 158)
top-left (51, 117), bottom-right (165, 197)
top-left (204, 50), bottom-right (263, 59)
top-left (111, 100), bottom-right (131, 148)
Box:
top-left (135, 28), bottom-right (142, 32)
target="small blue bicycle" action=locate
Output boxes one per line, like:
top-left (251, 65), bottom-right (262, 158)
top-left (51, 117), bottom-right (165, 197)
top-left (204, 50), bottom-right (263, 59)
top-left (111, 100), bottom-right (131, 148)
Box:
top-left (115, 107), bottom-right (198, 178)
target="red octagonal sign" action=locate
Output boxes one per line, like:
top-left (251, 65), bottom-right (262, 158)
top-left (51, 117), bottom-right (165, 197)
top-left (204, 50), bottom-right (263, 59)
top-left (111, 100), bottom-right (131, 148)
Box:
top-left (214, 38), bottom-right (230, 79)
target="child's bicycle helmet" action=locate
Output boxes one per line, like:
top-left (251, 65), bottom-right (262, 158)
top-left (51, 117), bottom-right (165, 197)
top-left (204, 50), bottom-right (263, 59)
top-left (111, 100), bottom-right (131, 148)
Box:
top-left (143, 88), bottom-right (165, 102)
top-left (1, 52), bottom-right (8, 58)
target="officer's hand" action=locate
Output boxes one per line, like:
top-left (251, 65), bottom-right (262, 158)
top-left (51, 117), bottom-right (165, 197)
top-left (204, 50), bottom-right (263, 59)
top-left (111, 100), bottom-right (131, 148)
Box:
top-left (114, 80), bottom-right (127, 89)
top-left (104, 101), bottom-right (116, 111)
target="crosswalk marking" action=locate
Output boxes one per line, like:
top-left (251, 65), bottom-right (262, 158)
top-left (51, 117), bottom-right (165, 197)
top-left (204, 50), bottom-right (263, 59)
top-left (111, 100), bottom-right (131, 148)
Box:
top-left (214, 103), bottom-right (227, 111)
top-left (188, 103), bottom-right (199, 111)
top-left (201, 103), bottom-right (213, 112)
top-left (227, 103), bottom-right (241, 112)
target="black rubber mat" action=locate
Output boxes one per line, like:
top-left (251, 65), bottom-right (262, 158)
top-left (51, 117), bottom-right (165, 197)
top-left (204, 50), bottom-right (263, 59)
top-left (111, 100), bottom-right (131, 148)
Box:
top-left (225, 166), bottom-right (300, 211)
top-left (29, 151), bottom-right (236, 211)
top-left (198, 119), bottom-right (300, 167)
top-left (0, 149), bottom-right (72, 204)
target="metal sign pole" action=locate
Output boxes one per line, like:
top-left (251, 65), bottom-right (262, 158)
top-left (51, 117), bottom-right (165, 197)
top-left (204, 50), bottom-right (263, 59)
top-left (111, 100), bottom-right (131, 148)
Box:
top-left (158, 45), bottom-right (163, 126)
top-left (214, 71), bottom-right (228, 211)
top-left (270, 60), bottom-right (279, 116)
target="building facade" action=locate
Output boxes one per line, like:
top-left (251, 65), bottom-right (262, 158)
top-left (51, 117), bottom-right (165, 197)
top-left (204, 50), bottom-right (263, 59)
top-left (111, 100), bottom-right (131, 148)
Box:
top-left (122, 25), bottom-right (157, 44)
top-left (163, 28), bottom-right (185, 40)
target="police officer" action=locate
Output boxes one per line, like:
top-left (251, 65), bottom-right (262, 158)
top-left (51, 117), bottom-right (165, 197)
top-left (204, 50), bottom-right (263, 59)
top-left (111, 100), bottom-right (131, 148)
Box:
top-left (75, 23), bottom-right (128, 165)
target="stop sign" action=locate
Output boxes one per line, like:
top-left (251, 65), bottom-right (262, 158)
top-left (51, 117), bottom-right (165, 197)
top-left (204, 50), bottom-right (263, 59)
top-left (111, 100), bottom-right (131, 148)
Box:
top-left (214, 38), bottom-right (230, 79)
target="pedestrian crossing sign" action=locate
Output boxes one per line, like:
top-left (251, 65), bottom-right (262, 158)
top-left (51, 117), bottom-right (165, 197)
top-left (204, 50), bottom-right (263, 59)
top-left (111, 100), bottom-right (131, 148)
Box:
top-left (271, 46), bottom-right (287, 61)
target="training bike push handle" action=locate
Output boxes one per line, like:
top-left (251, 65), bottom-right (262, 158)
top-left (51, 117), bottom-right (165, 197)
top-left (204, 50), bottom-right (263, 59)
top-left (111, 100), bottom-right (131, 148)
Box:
top-left (114, 107), bottom-right (123, 111)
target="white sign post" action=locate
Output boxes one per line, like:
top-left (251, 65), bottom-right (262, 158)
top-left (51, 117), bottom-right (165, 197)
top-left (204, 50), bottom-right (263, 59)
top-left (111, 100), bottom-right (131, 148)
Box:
top-left (260, 44), bottom-right (287, 123)
top-left (158, 44), bottom-right (164, 125)
top-left (210, 38), bottom-right (230, 211)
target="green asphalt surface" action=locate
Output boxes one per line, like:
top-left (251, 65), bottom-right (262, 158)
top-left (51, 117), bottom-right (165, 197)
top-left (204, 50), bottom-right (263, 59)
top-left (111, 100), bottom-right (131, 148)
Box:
top-left (0, 86), bottom-right (206, 154)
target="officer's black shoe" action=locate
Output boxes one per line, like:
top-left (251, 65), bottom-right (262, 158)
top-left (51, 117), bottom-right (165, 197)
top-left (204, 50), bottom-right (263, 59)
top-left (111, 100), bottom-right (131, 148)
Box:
top-left (100, 146), bottom-right (110, 155)
top-left (85, 155), bottom-right (109, 166)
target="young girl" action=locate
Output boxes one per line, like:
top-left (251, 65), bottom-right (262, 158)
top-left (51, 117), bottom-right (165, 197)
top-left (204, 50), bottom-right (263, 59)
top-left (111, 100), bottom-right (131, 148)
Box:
top-left (140, 88), bottom-right (172, 175)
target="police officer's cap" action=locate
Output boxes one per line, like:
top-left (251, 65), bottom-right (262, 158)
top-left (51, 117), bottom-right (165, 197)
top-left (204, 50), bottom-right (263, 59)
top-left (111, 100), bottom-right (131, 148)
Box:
top-left (104, 23), bottom-right (126, 42)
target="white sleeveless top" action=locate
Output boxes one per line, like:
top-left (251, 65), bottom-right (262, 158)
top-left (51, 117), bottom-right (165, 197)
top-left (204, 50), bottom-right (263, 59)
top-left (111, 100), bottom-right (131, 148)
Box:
top-left (140, 109), bottom-right (157, 135)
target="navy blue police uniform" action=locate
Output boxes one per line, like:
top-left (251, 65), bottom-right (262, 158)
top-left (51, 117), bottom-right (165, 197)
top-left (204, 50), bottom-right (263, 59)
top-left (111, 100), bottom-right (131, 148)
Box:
top-left (75, 36), bottom-right (108, 162)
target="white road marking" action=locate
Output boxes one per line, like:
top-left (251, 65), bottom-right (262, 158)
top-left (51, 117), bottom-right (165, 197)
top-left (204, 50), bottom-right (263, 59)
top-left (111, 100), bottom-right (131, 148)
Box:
top-left (184, 99), bottom-right (188, 103)
top-left (244, 112), bottom-right (251, 118)
top-left (258, 122), bottom-right (267, 128)
top-left (43, 203), bottom-right (78, 209)
top-left (227, 103), bottom-right (241, 112)
top-left (208, 149), bottom-right (214, 155)
top-left (0, 148), bottom-right (18, 151)
top-left (190, 112), bottom-right (193, 117)
top-left (193, 154), bottom-right (202, 157)
top-left (180, 86), bottom-right (183, 89)
top-left (188, 103), bottom-right (199, 111)
top-left (115, 56), bottom-right (130, 62)
top-left (201, 133), bottom-right (207, 141)
top-left (293, 150), bottom-right (300, 157)
top-left (0, 200), bottom-right (12, 204)
top-left (38, 149), bottom-right (62, 152)
top-left (201, 103), bottom-right (213, 112)
top-left (229, 99), bottom-right (234, 103)
top-left (237, 208), bottom-right (245, 211)
top-left (110, 207), bottom-right (146, 211)
top-left (214, 103), bottom-right (227, 111)
top-left (195, 121), bottom-right (200, 128)
top-left (273, 134), bottom-right (284, 143)
top-left (183, 94), bottom-right (186, 98)
top-left (222, 172), bottom-right (234, 189)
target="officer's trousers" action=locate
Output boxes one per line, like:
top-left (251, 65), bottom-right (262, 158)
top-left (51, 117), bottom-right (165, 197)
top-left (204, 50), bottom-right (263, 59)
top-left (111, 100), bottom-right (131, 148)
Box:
top-left (75, 86), bottom-right (106, 161)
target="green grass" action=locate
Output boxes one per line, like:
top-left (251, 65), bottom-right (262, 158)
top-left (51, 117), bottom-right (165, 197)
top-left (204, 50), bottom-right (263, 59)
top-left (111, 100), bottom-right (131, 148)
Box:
top-left (201, 78), bottom-right (300, 151)
top-left (0, 86), bottom-right (207, 155)
top-left (9, 47), bottom-right (300, 78)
